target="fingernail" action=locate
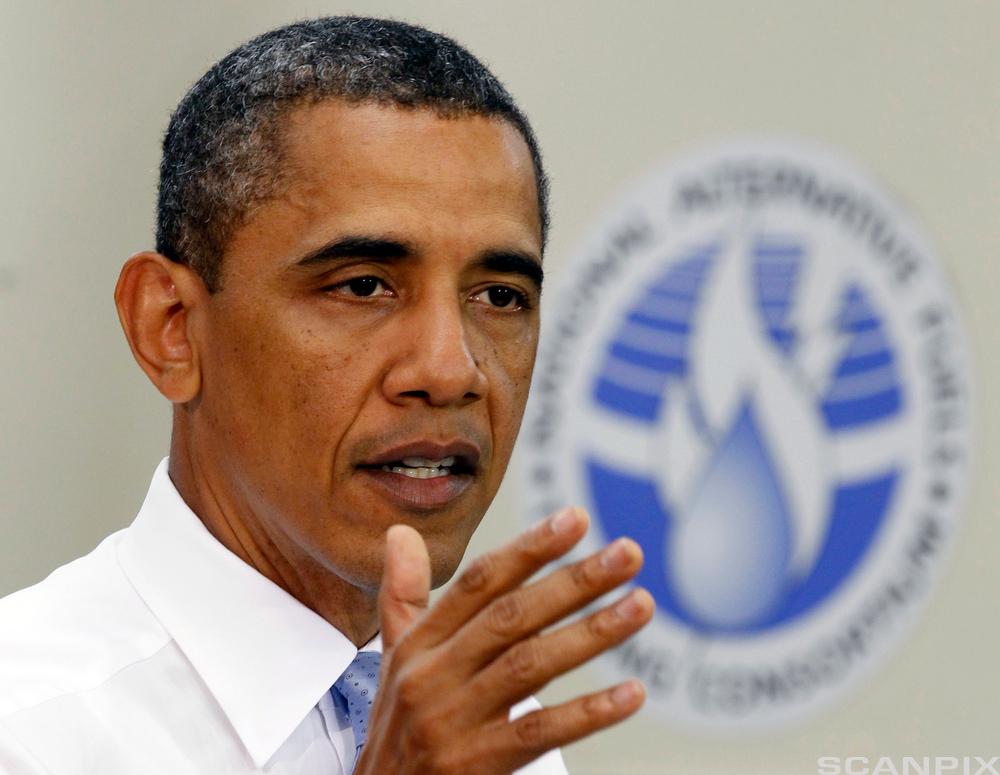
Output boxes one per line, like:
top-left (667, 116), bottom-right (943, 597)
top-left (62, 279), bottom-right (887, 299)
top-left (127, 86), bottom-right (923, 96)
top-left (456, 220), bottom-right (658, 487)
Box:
top-left (550, 507), bottom-right (579, 535)
top-left (614, 590), bottom-right (646, 620)
top-left (611, 680), bottom-right (642, 707)
top-left (600, 539), bottom-right (631, 572)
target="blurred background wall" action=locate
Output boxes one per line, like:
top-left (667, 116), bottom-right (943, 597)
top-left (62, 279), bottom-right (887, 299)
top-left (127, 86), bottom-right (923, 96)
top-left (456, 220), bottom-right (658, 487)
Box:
top-left (1, 2), bottom-right (997, 773)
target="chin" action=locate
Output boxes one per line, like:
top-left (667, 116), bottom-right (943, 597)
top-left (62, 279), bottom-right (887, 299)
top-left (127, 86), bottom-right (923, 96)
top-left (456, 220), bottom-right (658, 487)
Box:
top-left (426, 541), bottom-right (472, 590)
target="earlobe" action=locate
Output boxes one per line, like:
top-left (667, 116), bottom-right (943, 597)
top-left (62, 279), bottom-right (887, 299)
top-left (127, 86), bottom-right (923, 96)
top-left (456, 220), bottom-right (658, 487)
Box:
top-left (114, 252), bottom-right (205, 403)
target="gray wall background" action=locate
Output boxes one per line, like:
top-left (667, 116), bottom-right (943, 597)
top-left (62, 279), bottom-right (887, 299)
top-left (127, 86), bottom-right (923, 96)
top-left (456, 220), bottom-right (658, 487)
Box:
top-left (1, 2), bottom-right (997, 773)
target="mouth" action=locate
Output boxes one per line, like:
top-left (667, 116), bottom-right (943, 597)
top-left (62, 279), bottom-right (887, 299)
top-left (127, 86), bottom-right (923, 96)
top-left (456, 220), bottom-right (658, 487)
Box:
top-left (356, 440), bottom-right (481, 511)
top-left (378, 455), bottom-right (466, 479)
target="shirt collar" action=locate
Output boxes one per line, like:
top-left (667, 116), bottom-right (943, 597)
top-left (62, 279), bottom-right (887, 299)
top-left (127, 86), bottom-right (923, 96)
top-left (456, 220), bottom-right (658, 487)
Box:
top-left (117, 458), bottom-right (381, 767)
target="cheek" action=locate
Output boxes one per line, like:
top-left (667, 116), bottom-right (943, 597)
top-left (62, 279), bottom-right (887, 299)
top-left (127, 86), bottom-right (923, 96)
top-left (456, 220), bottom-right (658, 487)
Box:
top-left (204, 311), bottom-right (369, 458)
top-left (495, 318), bottom-right (539, 389)
top-left (273, 341), bottom-right (372, 452)
top-left (483, 322), bottom-right (538, 452)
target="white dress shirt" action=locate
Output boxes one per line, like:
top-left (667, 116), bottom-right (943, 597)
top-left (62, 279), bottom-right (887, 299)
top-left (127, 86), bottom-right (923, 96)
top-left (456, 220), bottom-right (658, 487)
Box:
top-left (0, 460), bottom-right (567, 774)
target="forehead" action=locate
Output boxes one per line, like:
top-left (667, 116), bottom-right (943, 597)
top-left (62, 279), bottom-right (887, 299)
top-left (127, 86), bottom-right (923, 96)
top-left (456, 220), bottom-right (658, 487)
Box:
top-left (285, 100), bottom-right (534, 173)
top-left (280, 100), bottom-right (540, 232)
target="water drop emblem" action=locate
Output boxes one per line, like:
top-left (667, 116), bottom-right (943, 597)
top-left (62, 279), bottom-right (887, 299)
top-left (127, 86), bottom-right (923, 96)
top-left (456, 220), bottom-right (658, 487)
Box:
top-left (669, 397), bottom-right (794, 631)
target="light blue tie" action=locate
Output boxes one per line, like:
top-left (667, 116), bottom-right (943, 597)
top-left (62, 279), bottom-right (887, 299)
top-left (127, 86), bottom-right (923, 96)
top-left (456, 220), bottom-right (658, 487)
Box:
top-left (334, 651), bottom-right (381, 768)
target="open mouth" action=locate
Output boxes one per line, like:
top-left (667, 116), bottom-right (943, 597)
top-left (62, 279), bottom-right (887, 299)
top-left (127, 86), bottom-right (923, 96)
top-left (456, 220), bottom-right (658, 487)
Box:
top-left (356, 442), bottom-right (481, 509)
top-left (359, 441), bottom-right (480, 478)
top-left (381, 456), bottom-right (455, 479)
top-left (376, 455), bottom-right (476, 480)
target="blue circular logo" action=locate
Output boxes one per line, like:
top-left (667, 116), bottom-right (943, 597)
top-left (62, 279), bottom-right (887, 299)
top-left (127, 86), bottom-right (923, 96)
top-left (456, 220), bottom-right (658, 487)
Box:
top-left (521, 140), bottom-right (971, 731)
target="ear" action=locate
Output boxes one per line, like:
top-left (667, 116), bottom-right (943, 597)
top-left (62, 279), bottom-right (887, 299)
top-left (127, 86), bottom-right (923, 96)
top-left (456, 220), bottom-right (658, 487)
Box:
top-left (114, 252), bottom-right (207, 403)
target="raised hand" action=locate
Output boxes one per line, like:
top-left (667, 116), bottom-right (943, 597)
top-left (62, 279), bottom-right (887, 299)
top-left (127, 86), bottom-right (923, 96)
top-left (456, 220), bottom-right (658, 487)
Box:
top-left (358, 507), bottom-right (653, 775)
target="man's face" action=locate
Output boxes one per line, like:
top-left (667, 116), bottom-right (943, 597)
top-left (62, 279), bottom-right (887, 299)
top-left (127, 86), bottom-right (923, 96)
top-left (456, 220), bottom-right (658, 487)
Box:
top-left (189, 101), bottom-right (542, 596)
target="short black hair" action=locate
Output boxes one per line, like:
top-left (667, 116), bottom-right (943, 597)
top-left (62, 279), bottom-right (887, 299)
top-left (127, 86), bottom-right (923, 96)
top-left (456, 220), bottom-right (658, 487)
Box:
top-left (155, 16), bottom-right (549, 291)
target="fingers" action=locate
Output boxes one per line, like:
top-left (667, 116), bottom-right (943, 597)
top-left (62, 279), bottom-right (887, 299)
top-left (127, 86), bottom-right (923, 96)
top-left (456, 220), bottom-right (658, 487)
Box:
top-left (491, 680), bottom-right (646, 773)
top-left (379, 524), bottom-right (431, 649)
top-left (365, 512), bottom-right (652, 774)
top-left (446, 537), bottom-right (644, 674)
top-left (466, 588), bottom-right (654, 715)
top-left (401, 507), bottom-right (590, 652)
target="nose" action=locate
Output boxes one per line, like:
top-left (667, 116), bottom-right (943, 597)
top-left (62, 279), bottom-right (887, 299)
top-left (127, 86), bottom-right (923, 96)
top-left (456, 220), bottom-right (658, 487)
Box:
top-left (382, 298), bottom-right (488, 408)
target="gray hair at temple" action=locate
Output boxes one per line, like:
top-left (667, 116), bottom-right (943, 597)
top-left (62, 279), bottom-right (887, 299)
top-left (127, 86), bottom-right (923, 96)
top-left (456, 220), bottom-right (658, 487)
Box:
top-left (155, 16), bottom-right (550, 291)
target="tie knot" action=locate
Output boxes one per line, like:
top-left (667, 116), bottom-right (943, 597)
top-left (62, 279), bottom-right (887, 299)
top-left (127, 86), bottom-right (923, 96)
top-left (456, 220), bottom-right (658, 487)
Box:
top-left (333, 651), bottom-right (381, 754)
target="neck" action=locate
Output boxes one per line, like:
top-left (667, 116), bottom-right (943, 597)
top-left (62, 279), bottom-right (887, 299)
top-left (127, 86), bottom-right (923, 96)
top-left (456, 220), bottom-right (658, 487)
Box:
top-left (167, 421), bottom-right (379, 646)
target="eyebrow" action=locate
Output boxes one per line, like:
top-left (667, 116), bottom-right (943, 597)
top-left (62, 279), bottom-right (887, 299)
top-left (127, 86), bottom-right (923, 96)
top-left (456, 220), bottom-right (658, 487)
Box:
top-left (475, 250), bottom-right (544, 291)
top-left (293, 234), bottom-right (543, 291)
top-left (294, 236), bottom-right (414, 266)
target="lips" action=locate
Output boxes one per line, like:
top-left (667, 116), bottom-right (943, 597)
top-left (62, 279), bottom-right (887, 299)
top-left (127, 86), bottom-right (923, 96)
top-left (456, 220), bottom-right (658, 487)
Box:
top-left (356, 439), bottom-right (482, 511)
top-left (360, 440), bottom-right (481, 472)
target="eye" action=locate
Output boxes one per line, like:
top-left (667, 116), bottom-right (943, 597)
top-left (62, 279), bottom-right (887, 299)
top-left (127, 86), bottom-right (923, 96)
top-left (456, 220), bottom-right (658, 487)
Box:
top-left (331, 276), bottom-right (390, 298)
top-left (475, 285), bottom-right (528, 310)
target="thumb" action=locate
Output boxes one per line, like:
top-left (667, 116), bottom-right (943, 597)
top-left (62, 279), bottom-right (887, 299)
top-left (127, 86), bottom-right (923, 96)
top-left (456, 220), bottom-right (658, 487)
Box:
top-left (378, 524), bottom-right (431, 649)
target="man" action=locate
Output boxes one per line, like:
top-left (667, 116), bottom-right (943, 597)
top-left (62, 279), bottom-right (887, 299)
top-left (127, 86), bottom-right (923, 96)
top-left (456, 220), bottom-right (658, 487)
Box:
top-left (0, 17), bottom-right (652, 774)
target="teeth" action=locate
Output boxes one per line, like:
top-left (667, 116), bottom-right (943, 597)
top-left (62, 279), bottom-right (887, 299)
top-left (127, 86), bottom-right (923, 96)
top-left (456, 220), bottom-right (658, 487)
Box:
top-left (400, 456), bottom-right (456, 468)
top-left (378, 455), bottom-right (458, 479)
top-left (382, 465), bottom-right (452, 479)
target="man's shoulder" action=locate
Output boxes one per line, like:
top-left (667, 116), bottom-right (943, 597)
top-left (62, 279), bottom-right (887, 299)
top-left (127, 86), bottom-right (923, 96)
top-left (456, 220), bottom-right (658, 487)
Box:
top-left (0, 532), bottom-right (169, 720)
